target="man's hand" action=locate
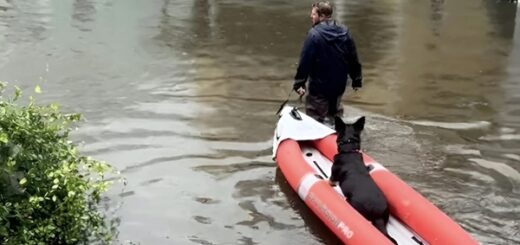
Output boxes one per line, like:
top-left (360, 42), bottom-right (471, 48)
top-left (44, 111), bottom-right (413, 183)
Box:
top-left (352, 78), bottom-right (362, 92)
top-left (296, 87), bottom-right (306, 96)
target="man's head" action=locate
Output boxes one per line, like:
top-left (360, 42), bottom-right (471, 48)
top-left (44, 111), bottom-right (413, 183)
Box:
top-left (311, 1), bottom-right (333, 25)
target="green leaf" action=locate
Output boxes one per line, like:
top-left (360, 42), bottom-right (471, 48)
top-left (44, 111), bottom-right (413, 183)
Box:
top-left (19, 178), bottom-right (27, 185)
top-left (14, 86), bottom-right (22, 100)
top-left (68, 191), bottom-right (76, 197)
top-left (0, 132), bottom-right (7, 143)
top-left (34, 85), bottom-right (42, 94)
top-left (50, 103), bottom-right (59, 111)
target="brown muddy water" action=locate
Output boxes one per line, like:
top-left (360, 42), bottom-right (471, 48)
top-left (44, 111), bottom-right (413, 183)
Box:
top-left (1, 0), bottom-right (519, 244)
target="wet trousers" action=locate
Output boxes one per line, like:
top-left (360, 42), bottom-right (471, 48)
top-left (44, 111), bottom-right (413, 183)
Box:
top-left (305, 93), bottom-right (344, 124)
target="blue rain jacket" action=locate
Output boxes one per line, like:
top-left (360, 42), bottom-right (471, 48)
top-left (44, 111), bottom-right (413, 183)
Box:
top-left (294, 20), bottom-right (362, 98)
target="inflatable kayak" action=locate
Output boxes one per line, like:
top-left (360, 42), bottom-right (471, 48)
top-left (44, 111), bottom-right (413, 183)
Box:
top-left (272, 106), bottom-right (478, 245)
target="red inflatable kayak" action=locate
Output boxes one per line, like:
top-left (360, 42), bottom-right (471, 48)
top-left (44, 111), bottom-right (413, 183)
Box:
top-left (273, 107), bottom-right (478, 245)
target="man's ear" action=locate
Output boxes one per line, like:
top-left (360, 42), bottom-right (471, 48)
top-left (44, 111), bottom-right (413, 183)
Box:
top-left (353, 116), bottom-right (365, 131)
top-left (335, 116), bottom-right (345, 134)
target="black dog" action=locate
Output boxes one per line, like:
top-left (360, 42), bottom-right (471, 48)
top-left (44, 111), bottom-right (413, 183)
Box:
top-left (329, 116), bottom-right (397, 244)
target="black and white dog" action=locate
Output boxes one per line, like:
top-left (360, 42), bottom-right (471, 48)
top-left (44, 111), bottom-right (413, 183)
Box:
top-left (329, 116), bottom-right (397, 244)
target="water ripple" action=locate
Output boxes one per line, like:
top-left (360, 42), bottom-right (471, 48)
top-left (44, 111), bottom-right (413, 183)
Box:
top-left (408, 120), bottom-right (491, 130)
top-left (480, 134), bottom-right (520, 141)
top-left (469, 158), bottom-right (520, 184)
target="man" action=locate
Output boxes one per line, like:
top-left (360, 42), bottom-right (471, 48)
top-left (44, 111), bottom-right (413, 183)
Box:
top-left (293, 1), bottom-right (362, 124)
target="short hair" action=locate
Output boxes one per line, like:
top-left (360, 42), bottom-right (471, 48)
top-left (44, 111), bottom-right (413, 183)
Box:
top-left (312, 1), bottom-right (333, 18)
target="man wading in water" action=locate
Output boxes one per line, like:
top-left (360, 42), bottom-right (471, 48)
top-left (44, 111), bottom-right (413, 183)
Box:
top-left (293, 1), bottom-right (363, 126)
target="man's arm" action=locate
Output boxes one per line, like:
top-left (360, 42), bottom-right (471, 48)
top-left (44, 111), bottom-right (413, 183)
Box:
top-left (345, 31), bottom-right (362, 89)
top-left (294, 31), bottom-right (317, 92)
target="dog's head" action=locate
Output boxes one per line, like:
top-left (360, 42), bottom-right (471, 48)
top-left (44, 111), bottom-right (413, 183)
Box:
top-left (335, 116), bottom-right (365, 152)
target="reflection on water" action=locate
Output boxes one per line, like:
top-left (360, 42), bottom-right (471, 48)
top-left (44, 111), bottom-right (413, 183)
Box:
top-left (1, 0), bottom-right (519, 244)
top-left (72, 0), bottom-right (95, 32)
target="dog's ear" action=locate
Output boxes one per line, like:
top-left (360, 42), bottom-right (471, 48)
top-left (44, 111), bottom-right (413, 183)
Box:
top-left (353, 116), bottom-right (365, 131)
top-left (334, 116), bottom-right (345, 134)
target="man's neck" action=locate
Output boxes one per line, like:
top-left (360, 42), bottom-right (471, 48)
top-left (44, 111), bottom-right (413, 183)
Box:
top-left (315, 18), bottom-right (334, 26)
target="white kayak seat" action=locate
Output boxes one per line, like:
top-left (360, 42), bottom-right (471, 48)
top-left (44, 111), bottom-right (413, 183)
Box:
top-left (272, 106), bottom-right (335, 158)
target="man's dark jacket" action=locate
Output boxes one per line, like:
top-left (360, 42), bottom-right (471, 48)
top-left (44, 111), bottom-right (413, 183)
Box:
top-left (294, 20), bottom-right (362, 98)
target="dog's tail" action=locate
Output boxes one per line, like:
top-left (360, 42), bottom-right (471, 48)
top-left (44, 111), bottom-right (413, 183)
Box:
top-left (373, 218), bottom-right (398, 245)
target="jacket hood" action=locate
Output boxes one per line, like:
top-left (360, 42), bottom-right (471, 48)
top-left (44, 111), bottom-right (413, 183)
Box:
top-left (313, 20), bottom-right (348, 43)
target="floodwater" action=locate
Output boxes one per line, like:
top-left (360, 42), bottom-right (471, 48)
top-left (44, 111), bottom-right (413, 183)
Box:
top-left (1, 0), bottom-right (519, 244)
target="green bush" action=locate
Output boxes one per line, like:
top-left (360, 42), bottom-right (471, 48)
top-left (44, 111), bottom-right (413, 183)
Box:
top-left (0, 83), bottom-right (115, 244)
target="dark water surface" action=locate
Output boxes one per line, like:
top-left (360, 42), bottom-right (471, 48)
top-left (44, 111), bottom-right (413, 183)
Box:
top-left (1, 0), bottom-right (519, 244)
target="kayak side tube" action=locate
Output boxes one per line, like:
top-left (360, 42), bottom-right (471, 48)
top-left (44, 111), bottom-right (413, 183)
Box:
top-left (312, 135), bottom-right (479, 245)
